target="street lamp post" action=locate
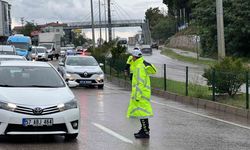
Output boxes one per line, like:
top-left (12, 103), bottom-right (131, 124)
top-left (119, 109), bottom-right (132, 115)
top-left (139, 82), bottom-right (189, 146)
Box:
top-left (216, 0), bottom-right (225, 60)
top-left (90, 0), bottom-right (96, 50)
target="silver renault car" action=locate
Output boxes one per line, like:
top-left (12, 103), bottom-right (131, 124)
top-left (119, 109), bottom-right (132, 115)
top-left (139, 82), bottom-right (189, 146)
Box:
top-left (58, 56), bottom-right (104, 89)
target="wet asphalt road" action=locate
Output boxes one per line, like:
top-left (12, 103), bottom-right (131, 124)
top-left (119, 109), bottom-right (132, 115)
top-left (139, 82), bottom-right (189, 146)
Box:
top-left (1, 82), bottom-right (250, 150)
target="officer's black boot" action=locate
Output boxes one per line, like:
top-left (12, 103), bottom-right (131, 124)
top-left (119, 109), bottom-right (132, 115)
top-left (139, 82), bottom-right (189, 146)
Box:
top-left (134, 119), bottom-right (150, 139)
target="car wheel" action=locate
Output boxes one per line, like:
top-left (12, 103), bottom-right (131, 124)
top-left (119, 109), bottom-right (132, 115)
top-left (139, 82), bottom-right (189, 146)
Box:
top-left (65, 133), bottom-right (78, 141)
top-left (98, 85), bottom-right (104, 89)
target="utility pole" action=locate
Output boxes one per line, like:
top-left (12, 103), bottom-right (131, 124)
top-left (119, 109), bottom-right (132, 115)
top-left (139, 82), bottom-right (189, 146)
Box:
top-left (98, 0), bottom-right (102, 46)
top-left (90, 0), bottom-right (95, 50)
top-left (107, 0), bottom-right (112, 41)
top-left (216, 0), bottom-right (225, 60)
top-left (103, 0), bottom-right (107, 42)
top-left (21, 17), bottom-right (24, 27)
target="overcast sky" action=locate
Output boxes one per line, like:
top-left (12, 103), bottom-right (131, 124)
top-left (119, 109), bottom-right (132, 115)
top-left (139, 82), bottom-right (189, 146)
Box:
top-left (6, 0), bottom-right (167, 38)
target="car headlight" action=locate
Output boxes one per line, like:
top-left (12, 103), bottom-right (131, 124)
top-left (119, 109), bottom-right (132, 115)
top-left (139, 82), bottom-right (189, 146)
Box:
top-left (98, 74), bottom-right (104, 78)
top-left (0, 101), bottom-right (17, 112)
top-left (57, 100), bottom-right (78, 111)
top-left (96, 71), bottom-right (104, 75)
top-left (65, 72), bottom-right (75, 80)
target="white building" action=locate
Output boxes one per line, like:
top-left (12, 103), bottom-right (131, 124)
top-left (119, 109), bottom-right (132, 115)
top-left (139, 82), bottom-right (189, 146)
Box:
top-left (0, 0), bottom-right (11, 37)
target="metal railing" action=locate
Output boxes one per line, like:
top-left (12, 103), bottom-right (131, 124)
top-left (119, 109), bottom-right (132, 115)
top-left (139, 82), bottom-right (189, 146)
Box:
top-left (98, 57), bottom-right (250, 109)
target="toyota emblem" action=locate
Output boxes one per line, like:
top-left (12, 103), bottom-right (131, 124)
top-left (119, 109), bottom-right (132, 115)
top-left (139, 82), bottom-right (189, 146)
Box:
top-left (33, 107), bottom-right (43, 115)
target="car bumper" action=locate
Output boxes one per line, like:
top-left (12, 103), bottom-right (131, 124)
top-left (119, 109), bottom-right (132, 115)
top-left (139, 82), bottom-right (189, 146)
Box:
top-left (67, 74), bottom-right (104, 87)
top-left (36, 56), bottom-right (47, 60)
top-left (0, 108), bottom-right (80, 135)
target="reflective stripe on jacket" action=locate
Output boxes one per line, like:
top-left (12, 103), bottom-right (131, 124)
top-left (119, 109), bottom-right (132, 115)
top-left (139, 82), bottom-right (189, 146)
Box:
top-left (127, 57), bottom-right (157, 118)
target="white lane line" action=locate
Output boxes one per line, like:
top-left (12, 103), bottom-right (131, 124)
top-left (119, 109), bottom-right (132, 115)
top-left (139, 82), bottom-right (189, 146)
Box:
top-left (104, 85), bottom-right (112, 89)
top-left (152, 101), bottom-right (250, 130)
top-left (92, 122), bottom-right (133, 144)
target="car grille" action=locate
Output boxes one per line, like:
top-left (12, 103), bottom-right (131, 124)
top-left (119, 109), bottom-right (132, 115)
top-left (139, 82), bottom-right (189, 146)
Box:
top-left (77, 73), bottom-right (95, 78)
top-left (14, 105), bottom-right (60, 116)
top-left (5, 124), bottom-right (67, 133)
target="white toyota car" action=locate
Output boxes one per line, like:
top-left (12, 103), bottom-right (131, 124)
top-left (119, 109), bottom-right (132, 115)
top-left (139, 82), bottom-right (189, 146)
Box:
top-left (0, 61), bottom-right (80, 140)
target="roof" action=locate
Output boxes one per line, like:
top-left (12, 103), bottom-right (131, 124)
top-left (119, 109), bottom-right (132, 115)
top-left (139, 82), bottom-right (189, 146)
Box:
top-left (7, 35), bottom-right (31, 43)
top-left (0, 45), bottom-right (15, 51)
top-left (0, 55), bottom-right (24, 59)
top-left (0, 61), bottom-right (51, 67)
top-left (66, 55), bottom-right (93, 58)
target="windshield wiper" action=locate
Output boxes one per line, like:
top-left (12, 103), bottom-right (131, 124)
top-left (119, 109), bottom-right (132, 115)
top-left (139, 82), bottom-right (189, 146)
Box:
top-left (27, 85), bottom-right (61, 88)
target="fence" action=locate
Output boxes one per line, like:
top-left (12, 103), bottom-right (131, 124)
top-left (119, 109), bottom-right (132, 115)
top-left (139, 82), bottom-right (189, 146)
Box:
top-left (98, 57), bottom-right (250, 109)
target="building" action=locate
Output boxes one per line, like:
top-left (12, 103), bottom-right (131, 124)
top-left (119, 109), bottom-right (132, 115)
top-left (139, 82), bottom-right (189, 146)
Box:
top-left (40, 22), bottom-right (67, 36)
top-left (0, 0), bottom-right (11, 43)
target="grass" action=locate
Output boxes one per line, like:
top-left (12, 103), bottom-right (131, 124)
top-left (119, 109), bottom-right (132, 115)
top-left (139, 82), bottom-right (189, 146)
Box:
top-left (216, 94), bottom-right (247, 108)
top-left (151, 77), bottom-right (247, 109)
top-left (161, 48), bottom-right (216, 66)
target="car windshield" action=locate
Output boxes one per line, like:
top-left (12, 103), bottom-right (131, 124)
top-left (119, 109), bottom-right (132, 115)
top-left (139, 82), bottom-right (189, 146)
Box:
top-left (39, 44), bottom-right (52, 50)
top-left (66, 57), bottom-right (98, 66)
top-left (31, 48), bottom-right (36, 53)
top-left (11, 43), bottom-right (28, 50)
top-left (36, 48), bottom-right (46, 53)
top-left (0, 66), bottom-right (65, 87)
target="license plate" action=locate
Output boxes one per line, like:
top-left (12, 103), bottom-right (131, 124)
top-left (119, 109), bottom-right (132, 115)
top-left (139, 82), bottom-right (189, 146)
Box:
top-left (80, 80), bottom-right (92, 85)
top-left (22, 118), bottom-right (53, 127)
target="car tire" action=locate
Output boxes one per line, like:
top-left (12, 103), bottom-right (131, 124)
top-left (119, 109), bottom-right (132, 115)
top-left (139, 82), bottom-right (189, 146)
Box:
top-left (65, 133), bottom-right (78, 141)
top-left (98, 85), bottom-right (104, 89)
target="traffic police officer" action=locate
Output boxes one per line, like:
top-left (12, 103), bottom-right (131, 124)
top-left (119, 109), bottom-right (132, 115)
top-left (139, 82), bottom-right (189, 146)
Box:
top-left (127, 49), bottom-right (157, 138)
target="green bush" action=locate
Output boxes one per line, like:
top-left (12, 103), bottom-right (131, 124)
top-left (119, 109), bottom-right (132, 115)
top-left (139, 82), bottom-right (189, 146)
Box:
top-left (203, 57), bottom-right (249, 97)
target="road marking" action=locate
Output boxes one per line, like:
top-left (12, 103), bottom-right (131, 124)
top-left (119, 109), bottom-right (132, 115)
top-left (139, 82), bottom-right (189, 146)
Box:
top-left (104, 85), bottom-right (112, 89)
top-left (152, 101), bottom-right (250, 130)
top-left (92, 122), bottom-right (133, 144)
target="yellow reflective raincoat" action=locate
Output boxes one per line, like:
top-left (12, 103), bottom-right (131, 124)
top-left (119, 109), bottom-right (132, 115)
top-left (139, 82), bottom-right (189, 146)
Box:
top-left (127, 57), bottom-right (157, 118)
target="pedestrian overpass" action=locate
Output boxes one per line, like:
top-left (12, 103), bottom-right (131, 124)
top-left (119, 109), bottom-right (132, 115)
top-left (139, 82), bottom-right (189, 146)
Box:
top-left (64, 19), bottom-right (151, 44)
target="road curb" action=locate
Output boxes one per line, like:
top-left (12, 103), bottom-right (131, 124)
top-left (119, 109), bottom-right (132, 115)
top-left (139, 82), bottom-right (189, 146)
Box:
top-left (106, 75), bottom-right (250, 119)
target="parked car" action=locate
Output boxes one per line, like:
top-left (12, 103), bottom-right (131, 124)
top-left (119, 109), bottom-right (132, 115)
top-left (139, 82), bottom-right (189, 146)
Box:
top-left (0, 45), bottom-right (16, 55)
top-left (141, 45), bottom-right (153, 55)
top-left (35, 46), bottom-right (49, 61)
top-left (0, 55), bottom-right (27, 61)
top-left (58, 56), bottom-right (104, 89)
top-left (0, 61), bottom-right (80, 140)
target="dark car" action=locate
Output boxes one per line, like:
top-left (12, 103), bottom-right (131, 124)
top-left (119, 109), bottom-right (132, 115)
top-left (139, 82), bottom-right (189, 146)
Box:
top-left (141, 47), bottom-right (153, 55)
top-left (151, 43), bottom-right (159, 49)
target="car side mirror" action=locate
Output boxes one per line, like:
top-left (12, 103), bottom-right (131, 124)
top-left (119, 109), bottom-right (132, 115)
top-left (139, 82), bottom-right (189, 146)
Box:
top-left (59, 62), bottom-right (65, 66)
top-left (28, 47), bottom-right (32, 52)
top-left (99, 63), bottom-right (104, 67)
top-left (67, 81), bottom-right (79, 88)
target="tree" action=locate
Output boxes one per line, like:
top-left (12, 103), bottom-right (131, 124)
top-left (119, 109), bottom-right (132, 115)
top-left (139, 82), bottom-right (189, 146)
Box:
top-left (203, 57), bottom-right (249, 97)
top-left (163, 0), bottom-right (192, 24)
top-left (145, 7), bottom-right (165, 30)
top-left (192, 0), bottom-right (250, 57)
top-left (72, 35), bottom-right (87, 47)
top-left (151, 17), bottom-right (176, 42)
top-left (20, 22), bottom-right (39, 36)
